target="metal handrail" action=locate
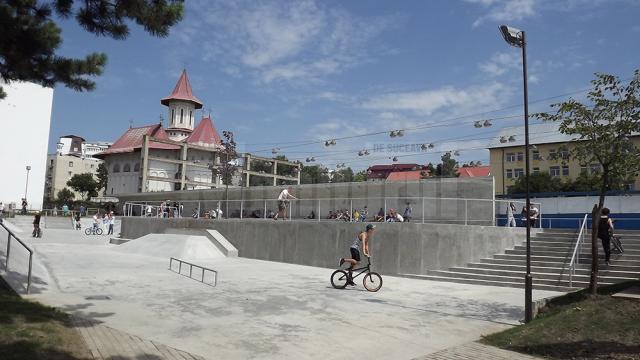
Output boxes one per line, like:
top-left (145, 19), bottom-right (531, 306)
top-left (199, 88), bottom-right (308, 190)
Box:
top-left (568, 213), bottom-right (589, 288)
top-left (123, 197), bottom-right (541, 227)
top-left (169, 257), bottom-right (217, 286)
top-left (0, 221), bottom-right (34, 293)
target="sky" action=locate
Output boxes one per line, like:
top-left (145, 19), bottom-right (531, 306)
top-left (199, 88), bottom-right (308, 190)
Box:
top-left (49, 0), bottom-right (640, 171)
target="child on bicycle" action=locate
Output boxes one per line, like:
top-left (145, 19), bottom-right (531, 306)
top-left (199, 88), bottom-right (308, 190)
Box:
top-left (339, 224), bottom-right (374, 286)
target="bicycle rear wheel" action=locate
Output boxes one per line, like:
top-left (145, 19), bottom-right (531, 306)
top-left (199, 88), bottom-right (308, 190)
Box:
top-left (363, 272), bottom-right (383, 292)
top-left (95, 228), bottom-right (103, 235)
top-left (330, 270), bottom-right (349, 289)
top-left (84, 228), bottom-right (91, 235)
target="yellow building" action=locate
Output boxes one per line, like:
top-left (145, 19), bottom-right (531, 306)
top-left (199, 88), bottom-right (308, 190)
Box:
top-left (488, 123), bottom-right (640, 195)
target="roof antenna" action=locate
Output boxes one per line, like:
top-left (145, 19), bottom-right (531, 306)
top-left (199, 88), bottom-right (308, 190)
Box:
top-left (129, 119), bottom-right (133, 129)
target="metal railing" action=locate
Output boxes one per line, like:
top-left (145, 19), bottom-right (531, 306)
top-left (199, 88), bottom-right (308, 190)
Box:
top-left (568, 213), bottom-right (589, 288)
top-left (169, 257), bottom-right (217, 287)
top-left (123, 197), bottom-right (541, 227)
top-left (0, 221), bottom-right (34, 293)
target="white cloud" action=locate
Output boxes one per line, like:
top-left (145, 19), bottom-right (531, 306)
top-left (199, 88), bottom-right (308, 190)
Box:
top-left (463, 0), bottom-right (538, 27)
top-left (479, 52), bottom-right (521, 76)
top-left (361, 82), bottom-right (509, 116)
top-left (175, 0), bottom-right (397, 84)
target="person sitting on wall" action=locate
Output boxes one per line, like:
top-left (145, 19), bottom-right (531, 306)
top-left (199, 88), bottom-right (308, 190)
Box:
top-left (251, 209), bottom-right (262, 218)
top-left (360, 206), bottom-right (368, 222)
top-left (374, 208), bottom-right (385, 222)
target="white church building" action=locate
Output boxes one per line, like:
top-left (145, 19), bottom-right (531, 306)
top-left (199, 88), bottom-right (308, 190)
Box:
top-left (96, 70), bottom-right (224, 195)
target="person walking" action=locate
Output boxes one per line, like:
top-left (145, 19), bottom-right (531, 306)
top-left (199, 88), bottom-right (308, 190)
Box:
top-left (506, 202), bottom-right (517, 227)
top-left (21, 199), bottom-right (28, 215)
top-left (74, 211), bottom-right (81, 230)
top-left (107, 212), bottom-right (115, 235)
top-left (274, 187), bottom-right (297, 220)
top-left (62, 203), bottom-right (69, 217)
top-left (598, 207), bottom-right (614, 266)
top-left (403, 204), bottom-right (412, 222)
top-left (32, 211), bottom-right (41, 237)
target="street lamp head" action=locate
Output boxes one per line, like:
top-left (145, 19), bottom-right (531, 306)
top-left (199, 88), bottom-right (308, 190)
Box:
top-left (499, 25), bottom-right (524, 48)
top-left (26, 166), bottom-right (31, 171)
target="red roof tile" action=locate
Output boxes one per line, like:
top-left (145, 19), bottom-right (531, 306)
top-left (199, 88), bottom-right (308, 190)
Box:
top-left (386, 170), bottom-right (429, 182)
top-left (457, 166), bottom-right (491, 177)
top-left (94, 124), bottom-right (179, 158)
top-left (160, 70), bottom-right (203, 109)
top-left (186, 117), bottom-right (222, 146)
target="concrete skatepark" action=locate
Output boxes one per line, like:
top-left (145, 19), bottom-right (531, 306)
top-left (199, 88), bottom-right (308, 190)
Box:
top-left (0, 214), bottom-right (563, 360)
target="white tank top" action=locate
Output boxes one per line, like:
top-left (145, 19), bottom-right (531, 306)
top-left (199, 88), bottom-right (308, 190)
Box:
top-left (351, 232), bottom-right (364, 250)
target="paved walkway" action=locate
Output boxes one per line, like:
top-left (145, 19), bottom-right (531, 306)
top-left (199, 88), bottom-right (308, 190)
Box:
top-left (416, 341), bottom-right (542, 360)
top-left (71, 316), bottom-right (206, 360)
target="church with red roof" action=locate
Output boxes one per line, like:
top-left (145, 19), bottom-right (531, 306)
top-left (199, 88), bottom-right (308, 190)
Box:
top-left (96, 70), bottom-right (225, 195)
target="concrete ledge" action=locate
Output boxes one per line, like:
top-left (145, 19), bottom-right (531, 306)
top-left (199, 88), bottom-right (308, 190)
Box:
top-left (205, 230), bottom-right (238, 257)
top-left (109, 237), bottom-right (132, 245)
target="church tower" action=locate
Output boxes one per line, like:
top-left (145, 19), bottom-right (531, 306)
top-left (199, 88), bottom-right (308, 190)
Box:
top-left (160, 70), bottom-right (203, 141)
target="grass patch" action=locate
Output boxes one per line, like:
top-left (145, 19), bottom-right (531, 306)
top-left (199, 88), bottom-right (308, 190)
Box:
top-left (0, 277), bottom-right (91, 360)
top-left (482, 281), bottom-right (640, 360)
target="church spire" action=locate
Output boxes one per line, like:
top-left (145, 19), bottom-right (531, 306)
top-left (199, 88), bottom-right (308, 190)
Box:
top-left (160, 69), bottom-right (203, 109)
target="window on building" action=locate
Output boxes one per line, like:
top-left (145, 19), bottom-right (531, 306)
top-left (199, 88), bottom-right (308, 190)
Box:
top-left (550, 166), bottom-right (561, 176)
top-left (180, 109), bottom-right (184, 124)
top-left (506, 169), bottom-right (513, 179)
top-left (590, 164), bottom-right (602, 174)
top-left (506, 153), bottom-right (516, 162)
top-left (190, 110), bottom-right (193, 126)
top-left (562, 165), bottom-right (569, 176)
top-left (134, 163), bottom-right (140, 172)
top-left (113, 164), bottom-right (120, 173)
top-left (171, 109), bottom-right (175, 122)
top-left (548, 149), bottom-right (557, 160)
top-left (533, 167), bottom-right (540, 174)
top-left (516, 152), bottom-right (524, 161)
top-left (514, 168), bottom-right (524, 178)
top-left (532, 150), bottom-right (541, 160)
top-left (69, 161), bottom-right (73, 167)
top-left (123, 164), bottom-right (131, 172)
top-left (580, 165), bottom-right (588, 174)
top-left (90, 164), bottom-right (94, 168)
top-left (560, 149), bottom-right (570, 160)
top-left (50, 159), bottom-right (54, 166)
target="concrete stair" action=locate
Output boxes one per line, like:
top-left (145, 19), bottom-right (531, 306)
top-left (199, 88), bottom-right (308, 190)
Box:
top-left (408, 228), bottom-right (640, 292)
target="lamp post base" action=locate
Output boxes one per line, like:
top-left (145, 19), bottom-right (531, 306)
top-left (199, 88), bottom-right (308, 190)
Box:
top-left (525, 274), bottom-right (533, 322)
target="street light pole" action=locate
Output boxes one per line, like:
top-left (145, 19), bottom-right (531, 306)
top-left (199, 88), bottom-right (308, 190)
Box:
top-left (24, 165), bottom-right (31, 202)
top-left (499, 25), bottom-right (533, 323)
top-left (521, 30), bottom-right (533, 324)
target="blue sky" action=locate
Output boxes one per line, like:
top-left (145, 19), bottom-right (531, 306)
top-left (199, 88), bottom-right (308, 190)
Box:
top-left (49, 0), bottom-right (640, 170)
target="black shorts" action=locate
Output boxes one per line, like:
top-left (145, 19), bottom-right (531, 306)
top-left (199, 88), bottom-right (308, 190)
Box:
top-left (278, 201), bottom-right (287, 211)
top-left (350, 247), bottom-right (361, 262)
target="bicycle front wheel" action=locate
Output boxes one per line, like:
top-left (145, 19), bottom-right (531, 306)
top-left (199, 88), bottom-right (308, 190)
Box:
top-left (363, 272), bottom-right (383, 292)
top-left (330, 270), bottom-right (349, 289)
top-left (95, 228), bottom-right (103, 235)
top-left (84, 228), bottom-right (91, 235)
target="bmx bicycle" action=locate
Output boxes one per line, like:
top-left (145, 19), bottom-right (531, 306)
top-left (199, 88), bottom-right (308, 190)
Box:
top-left (330, 256), bottom-right (382, 292)
top-left (85, 226), bottom-right (103, 236)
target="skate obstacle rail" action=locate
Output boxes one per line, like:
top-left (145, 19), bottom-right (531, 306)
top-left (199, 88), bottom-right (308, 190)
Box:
top-left (0, 221), bottom-right (34, 293)
top-left (168, 257), bottom-right (218, 287)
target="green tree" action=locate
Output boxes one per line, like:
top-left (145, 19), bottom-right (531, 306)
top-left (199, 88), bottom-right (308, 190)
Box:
top-left (435, 153), bottom-right (459, 177)
top-left (300, 165), bottom-right (330, 184)
top-left (353, 170), bottom-right (367, 182)
top-left (537, 70), bottom-right (640, 294)
top-left (56, 187), bottom-right (75, 203)
top-left (96, 162), bottom-right (108, 195)
top-left (508, 172), bottom-right (563, 194)
top-left (332, 167), bottom-right (354, 183)
top-left (0, 0), bottom-right (184, 99)
top-left (66, 173), bottom-right (98, 200)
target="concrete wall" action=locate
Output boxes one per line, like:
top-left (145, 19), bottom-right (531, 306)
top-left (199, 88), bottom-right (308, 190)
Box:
top-left (120, 217), bottom-right (530, 276)
top-left (118, 177), bottom-right (495, 225)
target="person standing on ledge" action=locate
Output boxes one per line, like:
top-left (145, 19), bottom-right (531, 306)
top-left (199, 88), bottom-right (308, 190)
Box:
top-left (274, 186), bottom-right (297, 220)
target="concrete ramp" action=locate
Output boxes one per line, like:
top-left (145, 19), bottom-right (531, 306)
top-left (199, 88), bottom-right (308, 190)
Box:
top-left (162, 228), bottom-right (238, 258)
top-left (113, 234), bottom-right (225, 261)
